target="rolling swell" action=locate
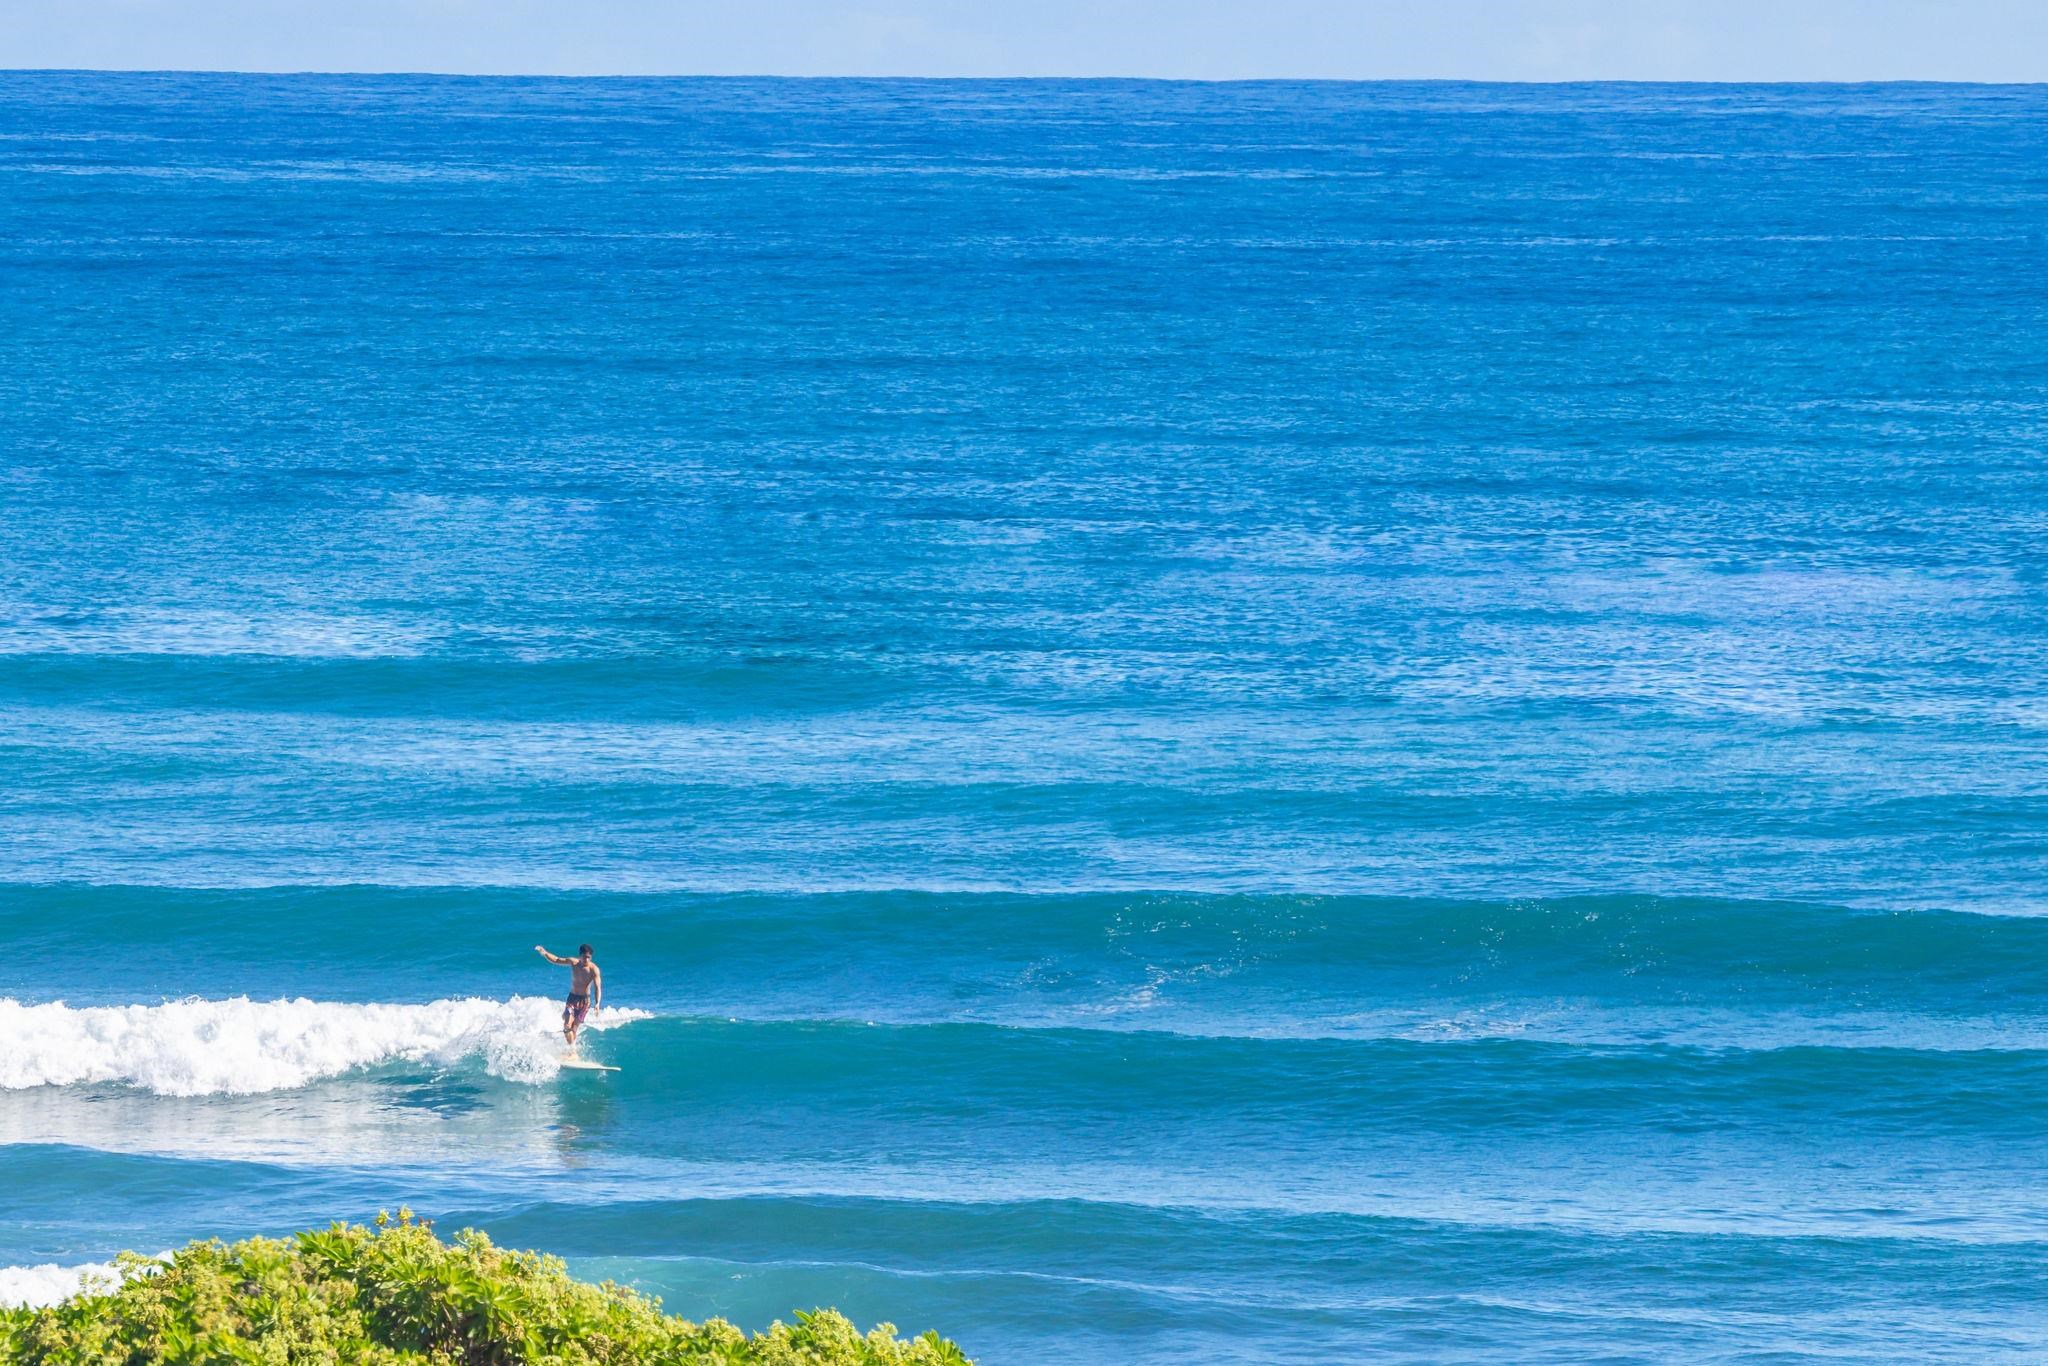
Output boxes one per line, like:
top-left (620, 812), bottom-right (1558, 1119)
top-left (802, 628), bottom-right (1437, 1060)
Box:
top-left (539, 1017), bottom-right (2048, 1139)
top-left (11, 1001), bottom-right (2048, 1137)
top-left (0, 653), bottom-right (919, 720)
top-left (8, 1146), bottom-right (2047, 1360)
top-left (474, 1195), bottom-right (2048, 1359)
top-left (18, 885), bottom-right (2036, 980)
top-left (11, 885), bottom-right (2047, 1047)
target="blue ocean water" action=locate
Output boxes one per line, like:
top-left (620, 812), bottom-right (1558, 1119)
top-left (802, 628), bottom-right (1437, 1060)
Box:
top-left (3, 73), bottom-right (2048, 1361)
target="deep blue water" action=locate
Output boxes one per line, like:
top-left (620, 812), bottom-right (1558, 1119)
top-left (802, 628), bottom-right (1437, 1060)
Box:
top-left (3, 74), bottom-right (2048, 1362)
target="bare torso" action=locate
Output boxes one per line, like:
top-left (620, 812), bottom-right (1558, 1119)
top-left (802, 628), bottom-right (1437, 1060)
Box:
top-left (536, 946), bottom-right (602, 1045)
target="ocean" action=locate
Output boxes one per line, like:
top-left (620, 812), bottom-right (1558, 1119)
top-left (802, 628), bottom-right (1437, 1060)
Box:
top-left (3, 73), bottom-right (2048, 1362)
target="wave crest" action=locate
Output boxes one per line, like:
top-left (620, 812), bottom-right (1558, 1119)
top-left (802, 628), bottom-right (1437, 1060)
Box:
top-left (0, 996), bottom-right (647, 1096)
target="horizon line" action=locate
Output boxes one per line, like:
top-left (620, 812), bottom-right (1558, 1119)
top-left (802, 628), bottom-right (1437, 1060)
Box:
top-left (5, 68), bottom-right (2044, 87)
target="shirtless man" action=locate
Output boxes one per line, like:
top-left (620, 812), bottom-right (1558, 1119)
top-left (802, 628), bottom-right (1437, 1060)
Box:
top-left (535, 943), bottom-right (602, 1048)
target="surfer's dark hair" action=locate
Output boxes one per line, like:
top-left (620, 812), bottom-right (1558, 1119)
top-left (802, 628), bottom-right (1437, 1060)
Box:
top-left (578, 944), bottom-right (593, 957)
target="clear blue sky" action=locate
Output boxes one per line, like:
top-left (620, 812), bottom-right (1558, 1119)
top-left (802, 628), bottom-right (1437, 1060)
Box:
top-left (6, 0), bottom-right (2048, 81)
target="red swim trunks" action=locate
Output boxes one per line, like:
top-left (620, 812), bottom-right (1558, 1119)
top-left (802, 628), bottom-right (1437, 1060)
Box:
top-left (563, 993), bottom-right (590, 1026)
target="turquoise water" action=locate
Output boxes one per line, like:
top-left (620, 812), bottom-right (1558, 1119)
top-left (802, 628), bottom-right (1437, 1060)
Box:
top-left (4, 74), bottom-right (2048, 1361)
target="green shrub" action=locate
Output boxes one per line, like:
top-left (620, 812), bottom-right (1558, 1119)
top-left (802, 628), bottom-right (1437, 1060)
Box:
top-left (0, 1211), bottom-right (972, 1365)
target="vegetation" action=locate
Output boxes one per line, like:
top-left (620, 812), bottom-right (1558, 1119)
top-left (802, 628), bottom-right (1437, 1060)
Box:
top-left (1, 1211), bottom-right (971, 1365)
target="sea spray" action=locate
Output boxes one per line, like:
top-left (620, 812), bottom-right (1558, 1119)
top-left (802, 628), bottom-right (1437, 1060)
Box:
top-left (0, 997), bottom-right (649, 1095)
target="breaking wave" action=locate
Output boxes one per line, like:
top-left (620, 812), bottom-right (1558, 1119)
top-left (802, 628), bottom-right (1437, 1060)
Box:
top-left (0, 1255), bottom-right (162, 1309)
top-left (0, 996), bottom-right (648, 1096)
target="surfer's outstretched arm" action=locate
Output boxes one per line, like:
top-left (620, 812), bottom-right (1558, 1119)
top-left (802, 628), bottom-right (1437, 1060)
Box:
top-left (535, 945), bottom-right (571, 964)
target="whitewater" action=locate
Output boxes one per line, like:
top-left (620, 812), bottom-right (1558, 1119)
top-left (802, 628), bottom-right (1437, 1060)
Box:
top-left (5, 74), bottom-right (2048, 1363)
top-left (0, 997), bottom-right (649, 1095)
top-left (0, 1260), bottom-right (148, 1312)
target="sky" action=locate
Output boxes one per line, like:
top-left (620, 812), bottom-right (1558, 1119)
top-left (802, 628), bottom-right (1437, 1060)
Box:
top-left (5, 0), bottom-right (2048, 81)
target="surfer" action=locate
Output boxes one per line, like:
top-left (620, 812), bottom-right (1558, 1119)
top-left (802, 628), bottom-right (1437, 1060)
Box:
top-left (535, 943), bottom-right (602, 1049)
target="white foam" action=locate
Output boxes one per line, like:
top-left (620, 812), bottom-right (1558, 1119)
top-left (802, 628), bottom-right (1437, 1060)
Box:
top-left (0, 996), bottom-right (647, 1096)
top-left (0, 1255), bottom-right (162, 1309)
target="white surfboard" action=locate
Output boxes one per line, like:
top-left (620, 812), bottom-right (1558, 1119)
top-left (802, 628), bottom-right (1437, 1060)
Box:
top-left (559, 1056), bottom-right (620, 1073)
